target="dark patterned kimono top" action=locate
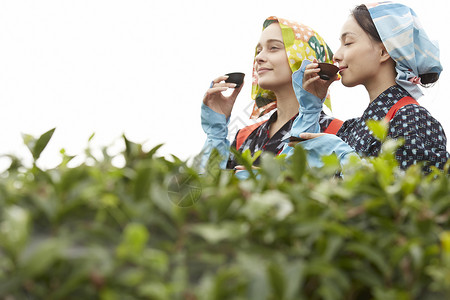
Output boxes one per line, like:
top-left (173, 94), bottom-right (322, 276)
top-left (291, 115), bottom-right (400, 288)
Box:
top-left (226, 111), bottom-right (334, 169)
top-left (337, 85), bottom-right (449, 172)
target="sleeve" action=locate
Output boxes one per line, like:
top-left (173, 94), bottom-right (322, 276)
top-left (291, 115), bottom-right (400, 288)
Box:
top-left (289, 60), bottom-right (325, 137)
top-left (199, 103), bottom-right (231, 172)
top-left (280, 134), bottom-right (358, 168)
top-left (280, 60), bottom-right (358, 168)
top-left (388, 105), bottom-right (450, 172)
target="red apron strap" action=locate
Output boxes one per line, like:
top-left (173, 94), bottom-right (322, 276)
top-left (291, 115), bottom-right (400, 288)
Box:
top-left (384, 96), bottom-right (419, 121)
top-left (324, 118), bottom-right (344, 134)
top-left (235, 120), bottom-right (268, 150)
top-left (236, 97), bottom-right (417, 150)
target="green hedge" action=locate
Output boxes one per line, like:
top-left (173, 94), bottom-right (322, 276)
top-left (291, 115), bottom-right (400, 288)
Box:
top-left (0, 128), bottom-right (449, 300)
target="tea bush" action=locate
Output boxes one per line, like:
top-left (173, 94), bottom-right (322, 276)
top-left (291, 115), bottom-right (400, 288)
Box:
top-left (0, 129), bottom-right (449, 299)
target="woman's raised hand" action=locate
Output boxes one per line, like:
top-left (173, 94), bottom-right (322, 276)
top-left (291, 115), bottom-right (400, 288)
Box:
top-left (203, 75), bottom-right (243, 119)
top-left (303, 59), bottom-right (339, 100)
top-left (288, 132), bottom-right (325, 147)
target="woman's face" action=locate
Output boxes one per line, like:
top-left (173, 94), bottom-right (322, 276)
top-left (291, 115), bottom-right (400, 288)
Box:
top-left (254, 23), bottom-right (292, 91)
top-left (333, 16), bottom-right (386, 87)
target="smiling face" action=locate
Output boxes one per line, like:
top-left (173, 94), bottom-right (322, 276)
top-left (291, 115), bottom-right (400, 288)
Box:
top-left (333, 16), bottom-right (387, 88)
top-left (254, 23), bottom-right (292, 92)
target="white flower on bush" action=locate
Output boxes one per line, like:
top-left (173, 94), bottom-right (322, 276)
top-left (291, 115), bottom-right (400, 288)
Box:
top-left (241, 190), bottom-right (294, 221)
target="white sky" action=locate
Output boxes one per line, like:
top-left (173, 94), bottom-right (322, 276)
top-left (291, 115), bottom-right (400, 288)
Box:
top-left (1, 0), bottom-right (449, 169)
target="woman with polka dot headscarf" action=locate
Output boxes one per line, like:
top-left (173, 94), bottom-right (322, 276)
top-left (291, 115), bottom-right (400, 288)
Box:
top-left (200, 17), bottom-right (337, 173)
top-left (283, 2), bottom-right (449, 173)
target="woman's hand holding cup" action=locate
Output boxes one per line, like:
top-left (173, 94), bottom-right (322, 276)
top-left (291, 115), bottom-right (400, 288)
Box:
top-left (302, 58), bottom-right (339, 100)
top-left (203, 73), bottom-right (244, 119)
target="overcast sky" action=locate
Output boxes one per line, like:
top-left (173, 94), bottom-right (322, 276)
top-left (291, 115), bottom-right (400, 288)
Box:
top-left (1, 0), bottom-right (449, 169)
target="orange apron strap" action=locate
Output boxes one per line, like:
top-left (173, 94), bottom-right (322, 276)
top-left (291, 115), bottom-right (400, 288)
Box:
top-left (324, 118), bottom-right (344, 134)
top-left (384, 96), bottom-right (419, 121)
top-left (235, 120), bottom-right (268, 150)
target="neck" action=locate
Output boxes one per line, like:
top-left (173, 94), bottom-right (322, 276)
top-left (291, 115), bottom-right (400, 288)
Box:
top-left (365, 79), bottom-right (397, 103)
top-left (273, 85), bottom-right (299, 123)
top-left (365, 61), bottom-right (397, 102)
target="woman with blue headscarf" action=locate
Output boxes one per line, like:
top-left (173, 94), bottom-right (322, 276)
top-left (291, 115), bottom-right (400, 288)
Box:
top-left (283, 2), bottom-right (449, 173)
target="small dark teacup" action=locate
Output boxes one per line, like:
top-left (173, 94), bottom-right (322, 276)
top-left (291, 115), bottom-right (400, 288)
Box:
top-left (318, 63), bottom-right (339, 80)
top-left (225, 72), bottom-right (245, 88)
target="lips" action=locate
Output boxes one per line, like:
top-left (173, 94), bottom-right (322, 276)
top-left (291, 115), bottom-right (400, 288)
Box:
top-left (257, 67), bottom-right (272, 75)
top-left (338, 66), bottom-right (348, 73)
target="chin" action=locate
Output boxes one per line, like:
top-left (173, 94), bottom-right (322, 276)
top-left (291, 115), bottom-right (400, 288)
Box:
top-left (257, 81), bottom-right (274, 90)
top-left (341, 78), bottom-right (358, 88)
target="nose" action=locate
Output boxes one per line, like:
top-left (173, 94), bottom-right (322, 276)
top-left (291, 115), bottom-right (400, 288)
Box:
top-left (333, 46), bottom-right (343, 64)
top-left (255, 49), bottom-right (266, 63)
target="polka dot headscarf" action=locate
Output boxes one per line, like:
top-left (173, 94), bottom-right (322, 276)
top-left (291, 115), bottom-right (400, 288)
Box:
top-left (250, 16), bottom-right (335, 119)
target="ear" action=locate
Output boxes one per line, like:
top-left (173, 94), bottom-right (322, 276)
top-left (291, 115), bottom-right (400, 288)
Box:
top-left (379, 45), bottom-right (391, 63)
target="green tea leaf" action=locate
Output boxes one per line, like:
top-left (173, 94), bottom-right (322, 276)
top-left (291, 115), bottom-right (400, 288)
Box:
top-left (0, 206), bottom-right (30, 256)
top-left (291, 145), bottom-right (306, 181)
top-left (346, 243), bottom-right (391, 276)
top-left (267, 262), bottom-right (285, 299)
top-left (19, 238), bottom-right (66, 276)
top-left (33, 128), bottom-right (56, 160)
top-left (366, 119), bottom-right (388, 142)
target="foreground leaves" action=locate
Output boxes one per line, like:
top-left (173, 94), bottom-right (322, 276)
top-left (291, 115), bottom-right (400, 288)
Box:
top-left (0, 131), bottom-right (449, 299)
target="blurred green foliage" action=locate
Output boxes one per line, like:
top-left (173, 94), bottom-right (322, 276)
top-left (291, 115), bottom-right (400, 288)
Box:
top-left (0, 128), bottom-right (449, 300)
